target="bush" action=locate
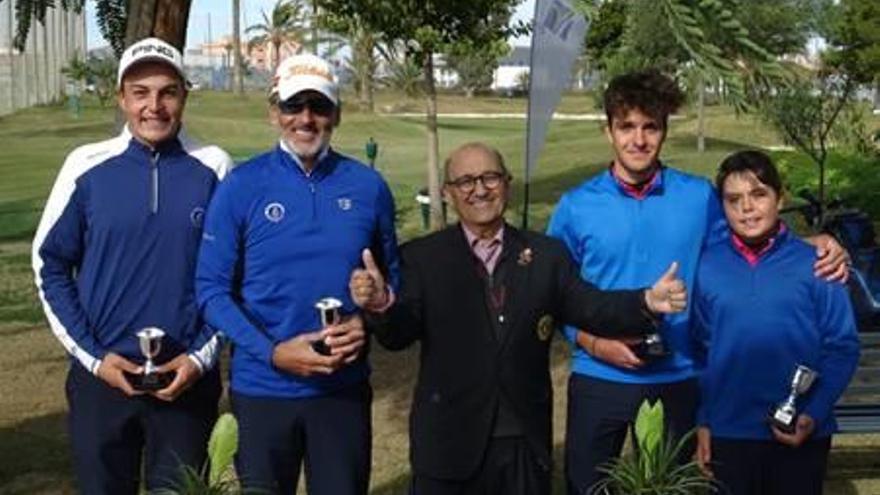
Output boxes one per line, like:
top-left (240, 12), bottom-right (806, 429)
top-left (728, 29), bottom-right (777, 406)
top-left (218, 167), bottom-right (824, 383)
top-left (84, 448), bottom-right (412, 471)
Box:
top-left (774, 150), bottom-right (880, 220)
top-left (592, 400), bottom-right (715, 495)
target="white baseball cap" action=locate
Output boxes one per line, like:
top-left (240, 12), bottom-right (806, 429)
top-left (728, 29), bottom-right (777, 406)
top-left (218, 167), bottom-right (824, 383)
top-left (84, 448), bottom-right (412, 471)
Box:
top-left (117, 37), bottom-right (187, 88)
top-left (274, 54), bottom-right (338, 105)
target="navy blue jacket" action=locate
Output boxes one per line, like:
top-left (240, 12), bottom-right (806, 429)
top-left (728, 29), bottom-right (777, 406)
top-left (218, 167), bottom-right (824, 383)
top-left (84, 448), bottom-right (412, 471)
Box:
top-left (33, 128), bottom-right (233, 374)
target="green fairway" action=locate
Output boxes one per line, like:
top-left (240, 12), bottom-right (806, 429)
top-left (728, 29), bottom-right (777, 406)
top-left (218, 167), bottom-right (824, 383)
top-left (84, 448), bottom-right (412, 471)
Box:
top-left (1, 91), bottom-right (878, 494)
top-left (0, 89), bottom-right (783, 241)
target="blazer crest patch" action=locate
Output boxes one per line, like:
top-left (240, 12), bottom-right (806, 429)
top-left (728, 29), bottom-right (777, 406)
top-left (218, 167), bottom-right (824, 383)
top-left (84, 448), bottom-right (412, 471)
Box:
top-left (536, 314), bottom-right (554, 341)
top-left (517, 247), bottom-right (534, 266)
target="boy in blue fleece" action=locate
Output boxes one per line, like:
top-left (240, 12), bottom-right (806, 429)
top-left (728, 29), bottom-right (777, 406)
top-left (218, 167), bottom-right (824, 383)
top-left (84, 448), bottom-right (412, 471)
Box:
top-left (693, 150), bottom-right (860, 495)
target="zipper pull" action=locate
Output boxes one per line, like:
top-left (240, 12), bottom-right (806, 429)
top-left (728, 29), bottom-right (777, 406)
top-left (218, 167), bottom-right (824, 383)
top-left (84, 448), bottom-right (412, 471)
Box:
top-left (150, 151), bottom-right (160, 214)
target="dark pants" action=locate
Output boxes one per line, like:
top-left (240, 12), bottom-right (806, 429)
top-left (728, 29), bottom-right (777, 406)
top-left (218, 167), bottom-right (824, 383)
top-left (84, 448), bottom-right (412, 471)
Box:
top-left (66, 362), bottom-right (221, 495)
top-left (411, 436), bottom-right (550, 495)
top-left (232, 382), bottom-right (372, 495)
top-left (564, 373), bottom-right (699, 495)
top-left (711, 436), bottom-right (831, 495)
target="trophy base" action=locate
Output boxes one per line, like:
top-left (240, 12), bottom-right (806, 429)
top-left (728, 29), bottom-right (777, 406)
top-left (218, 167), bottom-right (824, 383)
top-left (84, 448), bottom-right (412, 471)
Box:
top-left (311, 341), bottom-right (332, 356)
top-left (768, 408), bottom-right (797, 434)
top-left (631, 342), bottom-right (670, 362)
top-left (125, 371), bottom-right (176, 391)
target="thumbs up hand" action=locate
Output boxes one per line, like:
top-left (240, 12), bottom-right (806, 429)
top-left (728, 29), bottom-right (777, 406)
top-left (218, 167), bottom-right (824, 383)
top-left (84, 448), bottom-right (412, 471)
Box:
top-left (349, 249), bottom-right (390, 312)
top-left (644, 261), bottom-right (687, 314)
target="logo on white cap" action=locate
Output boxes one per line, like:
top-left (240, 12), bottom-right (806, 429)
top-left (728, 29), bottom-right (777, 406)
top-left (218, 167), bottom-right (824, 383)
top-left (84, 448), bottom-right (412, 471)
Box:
top-left (117, 37), bottom-right (187, 88)
top-left (275, 54), bottom-right (338, 105)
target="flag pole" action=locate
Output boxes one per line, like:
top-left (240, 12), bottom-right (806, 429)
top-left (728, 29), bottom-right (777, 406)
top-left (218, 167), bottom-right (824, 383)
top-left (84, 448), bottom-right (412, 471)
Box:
top-left (522, 0), bottom-right (541, 231)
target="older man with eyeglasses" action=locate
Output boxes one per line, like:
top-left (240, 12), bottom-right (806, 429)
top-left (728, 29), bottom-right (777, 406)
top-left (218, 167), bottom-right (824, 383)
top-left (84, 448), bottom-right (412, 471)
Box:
top-left (348, 142), bottom-right (690, 495)
top-left (196, 54), bottom-right (400, 495)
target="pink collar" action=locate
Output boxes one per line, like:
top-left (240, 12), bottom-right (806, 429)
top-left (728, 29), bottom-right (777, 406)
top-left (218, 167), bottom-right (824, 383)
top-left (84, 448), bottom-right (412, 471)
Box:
top-left (462, 224), bottom-right (504, 274)
top-left (611, 164), bottom-right (662, 200)
top-left (730, 222), bottom-right (786, 267)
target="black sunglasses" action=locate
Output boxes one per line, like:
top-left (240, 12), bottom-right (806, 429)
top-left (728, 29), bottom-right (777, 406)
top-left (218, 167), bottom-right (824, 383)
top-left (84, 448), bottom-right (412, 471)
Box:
top-left (278, 94), bottom-right (336, 116)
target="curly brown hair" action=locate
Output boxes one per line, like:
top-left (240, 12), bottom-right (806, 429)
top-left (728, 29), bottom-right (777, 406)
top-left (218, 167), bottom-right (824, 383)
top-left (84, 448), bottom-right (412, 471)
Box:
top-left (603, 70), bottom-right (684, 130)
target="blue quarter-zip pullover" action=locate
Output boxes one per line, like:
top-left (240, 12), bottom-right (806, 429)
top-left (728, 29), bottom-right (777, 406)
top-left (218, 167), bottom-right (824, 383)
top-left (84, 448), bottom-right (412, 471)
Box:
top-left (547, 166), bottom-right (727, 383)
top-left (33, 128), bottom-right (233, 374)
top-left (196, 144), bottom-right (400, 398)
top-left (694, 228), bottom-right (860, 439)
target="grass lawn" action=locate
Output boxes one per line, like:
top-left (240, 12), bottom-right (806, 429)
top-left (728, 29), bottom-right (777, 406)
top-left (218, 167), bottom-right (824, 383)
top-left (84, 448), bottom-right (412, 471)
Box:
top-left (1, 90), bottom-right (878, 493)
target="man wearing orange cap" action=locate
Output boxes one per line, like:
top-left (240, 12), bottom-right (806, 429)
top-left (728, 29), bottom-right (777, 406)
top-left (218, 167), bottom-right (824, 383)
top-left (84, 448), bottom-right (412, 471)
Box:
top-left (197, 54), bottom-right (399, 494)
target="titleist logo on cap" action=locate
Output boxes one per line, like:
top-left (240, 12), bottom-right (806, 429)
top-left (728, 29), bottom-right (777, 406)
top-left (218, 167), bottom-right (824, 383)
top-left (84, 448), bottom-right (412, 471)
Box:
top-left (284, 64), bottom-right (333, 81)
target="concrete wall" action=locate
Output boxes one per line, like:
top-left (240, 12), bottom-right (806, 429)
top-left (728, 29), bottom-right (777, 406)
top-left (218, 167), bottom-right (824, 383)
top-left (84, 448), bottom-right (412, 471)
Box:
top-left (0, 3), bottom-right (86, 116)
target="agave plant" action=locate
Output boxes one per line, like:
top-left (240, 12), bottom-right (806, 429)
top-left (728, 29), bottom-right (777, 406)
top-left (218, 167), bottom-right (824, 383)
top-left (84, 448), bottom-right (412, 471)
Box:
top-left (591, 400), bottom-right (716, 495)
top-left (155, 413), bottom-right (256, 495)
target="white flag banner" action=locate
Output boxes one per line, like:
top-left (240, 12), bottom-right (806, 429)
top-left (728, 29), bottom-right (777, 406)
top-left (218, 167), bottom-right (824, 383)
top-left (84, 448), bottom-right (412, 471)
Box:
top-left (525, 0), bottom-right (589, 180)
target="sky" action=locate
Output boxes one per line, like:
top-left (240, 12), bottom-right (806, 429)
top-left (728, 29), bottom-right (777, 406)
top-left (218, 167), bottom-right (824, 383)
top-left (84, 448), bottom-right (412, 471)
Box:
top-left (86, 0), bottom-right (536, 50)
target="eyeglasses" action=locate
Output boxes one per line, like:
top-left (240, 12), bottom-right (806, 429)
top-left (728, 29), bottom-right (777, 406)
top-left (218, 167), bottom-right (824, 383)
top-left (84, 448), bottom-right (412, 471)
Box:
top-left (278, 94), bottom-right (336, 116)
top-left (445, 171), bottom-right (509, 193)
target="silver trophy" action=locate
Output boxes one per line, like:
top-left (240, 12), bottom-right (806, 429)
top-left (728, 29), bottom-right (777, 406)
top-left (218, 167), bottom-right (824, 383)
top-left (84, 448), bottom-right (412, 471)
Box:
top-left (127, 327), bottom-right (173, 391)
top-left (632, 332), bottom-right (669, 362)
top-left (769, 365), bottom-right (819, 434)
top-left (313, 297), bottom-right (343, 355)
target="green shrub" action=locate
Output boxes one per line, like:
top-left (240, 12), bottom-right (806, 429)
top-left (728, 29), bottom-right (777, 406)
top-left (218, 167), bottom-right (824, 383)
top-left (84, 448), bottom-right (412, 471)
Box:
top-left (592, 400), bottom-right (715, 495)
top-left (774, 150), bottom-right (880, 220)
top-left (155, 413), bottom-right (258, 495)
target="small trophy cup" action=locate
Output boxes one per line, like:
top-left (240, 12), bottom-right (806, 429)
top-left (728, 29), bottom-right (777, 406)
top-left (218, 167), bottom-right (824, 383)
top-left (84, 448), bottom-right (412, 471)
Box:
top-left (313, 297), bottom-right (343, 356)
top-left (632, 332), bottom-right (670, 362)
top-left (126, 327), bottom-right (174, 391)
top-left (769, 365), bottom-right (819, 434)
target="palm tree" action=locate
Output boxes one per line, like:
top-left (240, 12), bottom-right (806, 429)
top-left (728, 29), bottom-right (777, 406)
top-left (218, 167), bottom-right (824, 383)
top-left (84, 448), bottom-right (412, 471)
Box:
top-left (61, 55), bottom-right (92, 94)
top-left (246, 0), bottom-right (309, 74)
top-left (232, 0), bottom-right (245, 95)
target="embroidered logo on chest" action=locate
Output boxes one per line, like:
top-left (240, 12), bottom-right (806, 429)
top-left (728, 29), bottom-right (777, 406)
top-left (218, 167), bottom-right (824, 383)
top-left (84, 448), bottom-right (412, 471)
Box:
top-left (337, 198), bottom-right (353, 211)
top-left (190, 206), bottom-right (205, 228)
top-left (264, 202), bottom-right (286, 223)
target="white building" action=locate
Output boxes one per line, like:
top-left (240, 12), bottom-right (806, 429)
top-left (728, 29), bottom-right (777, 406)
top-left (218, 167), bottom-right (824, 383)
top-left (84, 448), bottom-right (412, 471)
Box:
top-left (0, 2), bottom-right (87, 116)
top-left (492, 45), bottom-right (530, 91)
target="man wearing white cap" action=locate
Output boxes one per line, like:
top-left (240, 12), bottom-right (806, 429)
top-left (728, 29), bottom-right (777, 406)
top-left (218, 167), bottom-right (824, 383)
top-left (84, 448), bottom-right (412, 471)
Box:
top-left (32, 37), bottom-right (232, 494)
top-left (196, 53), bottom-right (399, 494)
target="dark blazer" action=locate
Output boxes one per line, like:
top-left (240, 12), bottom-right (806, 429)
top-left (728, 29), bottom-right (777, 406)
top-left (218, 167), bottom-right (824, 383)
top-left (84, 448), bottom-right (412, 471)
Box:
top-left (369, 224), bottom-right (656, 480)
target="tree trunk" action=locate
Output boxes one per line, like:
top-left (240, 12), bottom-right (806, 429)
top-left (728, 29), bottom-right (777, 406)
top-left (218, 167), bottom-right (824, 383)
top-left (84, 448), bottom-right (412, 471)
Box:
top-left (366, 67), bottom-right (374, 113)
top-left (311, 0), bottom-right (319, 54)
top-left (125, 0), bottom-right (192, 50)
top-left (272, 40), bottom-right (281, 75)
top-left (696, 75), bottom-right (706, 153)
top-left (423, 51), bottom-right (444, 230)
top-left (874, 80), bottom-right (879, 111)
top-left (358, 66), bottom-right (371, 110)
top-left (232, 0), bottom-right (245, 95)
top-left (356, 30), bottom-right (375, 113)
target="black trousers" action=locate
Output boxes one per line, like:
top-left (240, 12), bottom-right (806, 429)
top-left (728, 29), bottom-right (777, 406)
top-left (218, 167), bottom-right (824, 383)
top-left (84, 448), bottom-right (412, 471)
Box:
top-left (411, 436), bottom-right (550, 495)
top-left (564, 373), bottom-right (699, 495)
top-left (232, 382), bottom-right (372, 495)
top-left (711, 436), bottom-right (831, 495)
top-left (66, 362), bottom-right (221, 495)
